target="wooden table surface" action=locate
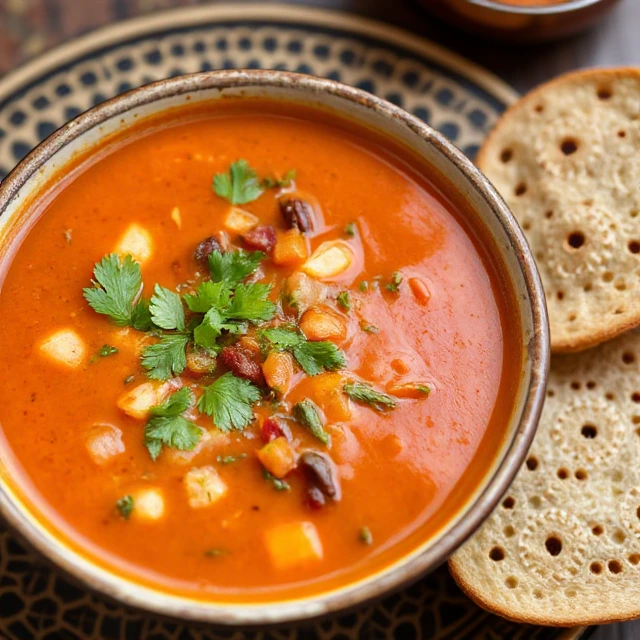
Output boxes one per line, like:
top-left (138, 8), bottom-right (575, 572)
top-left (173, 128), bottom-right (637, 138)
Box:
top-left (0, 0), bottom-right (639, 638)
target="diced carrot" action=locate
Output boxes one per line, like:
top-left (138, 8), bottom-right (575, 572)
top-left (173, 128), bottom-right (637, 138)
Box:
top-left (273, 229), bottom-right (309, 266)
top-left (265, 521), bottom-right (323, 570)
top-left (304, 372), bottom-right (351, 422)
top-left (386, 381), bottom-right (431, 399)
top-left (390, 358), bottom-right (410, 375)
top-left (299, 307), bottom-right (347, 343)
top-left (283, 271), bottom-right (327, 313)
top-left (257, 437), bottom-right (297, 478)
top-left (409, 277), bottom-right (431, 306)
top-left (302, 241), bottom-right (353, 279)
top-left (237, 335), bottom-right (262, 357)
top-left (262, 351), bottom-right (294, 394)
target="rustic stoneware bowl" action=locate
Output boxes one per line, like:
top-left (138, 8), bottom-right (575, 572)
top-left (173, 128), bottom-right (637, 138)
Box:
top-left (0, 70), bottom-right (549, 626)
top-left (424, 0), bottom-right (620, 42)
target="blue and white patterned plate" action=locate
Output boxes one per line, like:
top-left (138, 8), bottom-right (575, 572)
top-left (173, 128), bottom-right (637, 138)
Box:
top-left (0, 4), bottom-right (588, 640)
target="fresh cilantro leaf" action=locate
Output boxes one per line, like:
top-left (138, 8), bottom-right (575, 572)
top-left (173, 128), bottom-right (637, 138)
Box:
top-left (359, 320), bottom-right (379, 334)
top-left (213, 159), bottom-right (264, 205)
top-left (98, 344), bottom-right (118, 358)
top-left (263, 469), bottom-right (291, 491)
top-left (343, 381), bottom-right (396, 411)
top-left (193, 308), bottom-right (224, 349)
top-left (359, 526), bottom-right (373, 545)
top-left (259, 327), bottom-right (304, 349)
top-left (116, 495), bottom-right (134, 519)
top-left (293, 399), bottom-right (330, 445)
top-left (131, 298), bottom-right (153, 331)
top-left (149, 284), bottom-right (185, 331)
top-left (208, 249), bottom-right (264, 287)
top-left (262, 169), bottom-right (296, 189)
top-left (385, 271), bottom-right (403, 293)
top-left (141, 334), bottom-right (189, 380)
top-left (293, 341), bottom-right (347, 376)
top-left (217, 453), bottom-right (247, 464)
top-left (184, 280), bottom-right (231, 313)
top-left (150, 387), bottom-right (194, 416)
top-left (226, 283), bottom-right (276, 323)
top-left (336, 291), bottom-right (351, 312)
top-left (198, 372), bottom-right (261, 432)
top-left (144, 388), bottom-right (201, 460)
top-left (83, 254), bottom-right (142, 326)
top-left (345, 222), bottom-right (357, 238)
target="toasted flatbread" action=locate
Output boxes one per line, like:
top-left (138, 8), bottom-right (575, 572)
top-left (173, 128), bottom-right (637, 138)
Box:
top-left (477, 68), bottom-right (640, 353)
top-left (450, 328), bottom-right (640, 626)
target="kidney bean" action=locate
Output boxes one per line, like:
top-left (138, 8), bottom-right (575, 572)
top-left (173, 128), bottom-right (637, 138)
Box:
top-left (299, 451), bottom-right (341, 502)
top-left (219, 344), bottom-right (265, 386)
top-left (305, 486), bottom-right (326, 510)
top-left (194, 236), bottom-right (223, 264)
top-left (261, 417), bottom-right (292, 443)
top-left (279, 198), bottom-right (314, 233)
top-left (241, 225), bottom-right (277, 253)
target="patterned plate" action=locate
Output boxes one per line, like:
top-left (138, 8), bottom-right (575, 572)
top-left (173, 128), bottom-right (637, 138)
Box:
top-left (0, 4), bottom-right (588, 640)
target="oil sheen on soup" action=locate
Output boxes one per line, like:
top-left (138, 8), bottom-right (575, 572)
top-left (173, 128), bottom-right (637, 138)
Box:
top-left (0, 101), bottom-right (521, 601)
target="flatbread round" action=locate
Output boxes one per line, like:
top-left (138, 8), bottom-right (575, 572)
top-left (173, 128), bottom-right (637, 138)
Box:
top-left (477, 68), bottom-right (640, 353)
top-left (449, 328), bottom-right (640, 626)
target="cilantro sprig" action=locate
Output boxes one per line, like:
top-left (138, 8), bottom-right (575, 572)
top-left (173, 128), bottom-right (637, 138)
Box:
top-left (198, 372), bottom-right (261, 432)
top-left (260, 327), bottom-right (346, 376)
top-left (213, 160), bottom-right (264, 205)
top-left (144, 388), bottom-right (202, 460)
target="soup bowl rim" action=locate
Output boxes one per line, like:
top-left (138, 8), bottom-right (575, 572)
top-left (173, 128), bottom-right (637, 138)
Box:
top-left (0, 69), bottom-right (549, 626)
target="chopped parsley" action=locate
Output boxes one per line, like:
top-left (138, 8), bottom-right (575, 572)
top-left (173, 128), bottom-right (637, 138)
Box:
top-left (98, 344), bottom-right (118, 358)
top-left (336, 291), bottom-right (351, 312)
top-left (213, 159), bottom-right (264, 205)
top-left (83, 254), bottom-right (146, 327)
top-left (385, 271), bottom-right (403, 293)
top-left (149, 284), bottom-right (185, 331)
top-left (116, 495), bottom-right (134, 520)
top-left (263, 469), bottom-right (291, 491)
top-left (344, 381), bottom-right (396, 411)
top-left (262, 169), bottom-right (296, 189)
top-left (293, 399), bottom-right (330, 445)
top-left (141, 333), bottom-right (190, 380)
top-left (359, 526), bottom-right (373, 545)
top-left (359, 320), bottom-right (379, 334)
top-left (345, 222), bottom-right (357, 238)
top-left (208, 249), bottom-right (264, 287)
top-left (217, 454), bottom-right (247, 464)
top-left (259, 327), bottom-right (347, 376)
top-left (198, 372), bottom-right (261, 432)
top-left (144, 388), bottom-right (202, 460)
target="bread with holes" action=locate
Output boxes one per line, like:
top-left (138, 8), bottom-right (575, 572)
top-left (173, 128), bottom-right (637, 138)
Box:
top-left (449, 328), bottom-right (640, 626)
top-left (477, 68), bottom-right (640, 353)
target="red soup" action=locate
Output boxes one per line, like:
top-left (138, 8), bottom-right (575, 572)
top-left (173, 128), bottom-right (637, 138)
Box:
top-left (0, 100), bottom-right (522, 601)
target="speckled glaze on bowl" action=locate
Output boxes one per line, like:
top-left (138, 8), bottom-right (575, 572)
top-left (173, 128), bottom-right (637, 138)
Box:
top-left (0, 69), bottom-right (549, 626)
top-left (423, 0), bottom-right (621, 42)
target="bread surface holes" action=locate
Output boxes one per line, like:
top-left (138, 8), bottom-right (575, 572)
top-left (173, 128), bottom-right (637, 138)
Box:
top-left (566, 231), bottom-right (585, 250)
top-left (581, 424), bottom-right (597, 439)
top-left (505, 576), bottom-right (518, 589)
top-left (560, 138), bottom-right (579, 156)
top-left (592, 525), bottom-right (604, 536)
top-left (515, 182), bottom-right (527, 197)
top-left (500, 148), bottom-right (513, 163)
top-left (628, 241), bottom-right (640, 254)
top-left (489, 546), bottom-right (505, 561)
top-left (590, 562), bottom-right (603, 575)
top-left (608, 560), bottom-right (623, 574)
top-left (502, 496), bottom-right (515, 509)
top-left (597, 86), bottom-right (613, 100)
top-left (575, 469), bottom-right (588, 481)
top-left (526, 456), bottom-right (539, 471)
top-left (629, 554), bottom-right (640, 565)
top-left (622, 351), bottom-right (636, 365)
top-left (545, 536), bottom-right (563, 556)
top-left (557, 468), bottom-right (569, 480)
top-left (504, 525), bottom-right (516, 538)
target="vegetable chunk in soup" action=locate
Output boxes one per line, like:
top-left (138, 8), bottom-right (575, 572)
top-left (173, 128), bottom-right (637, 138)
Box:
top-left (0, 101), bottom-right (521, 601)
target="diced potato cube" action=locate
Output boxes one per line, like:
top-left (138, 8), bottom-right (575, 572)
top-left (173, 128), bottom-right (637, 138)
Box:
top-left (110, 327), bottom-right (150, 356)
top-left (184, 465), bottom-right (228, 508)
top-left (114, 223), bottom-right (153, 265)
top-left (302, 241), bottom-right (353, 279)
top-left (300, 307), bottom-right (347, 343)
top-left (283, 272), bottom-right (327, 314)
top-left (257, 437), bottom-right (297, 478)
top-left (117, 382), bottom-right (163, 420)
top-left (132, 487), bottom-right (165, 521)
top-left (39, 329), bottom-right (86, 369)
top-left (262, 351), bottom-right (294, 395)
top-left (386, 381), bottom-right (431, 399)
top-left (170, 206), bottom-right (182, 230)
top-left (85, 424), bottom-right (124, 466)
top-left (408, 277), bottom-right (431, 306)
top-left (224, 207), bottom-right (259, 234)
top-left (273, 229), bottom-right (309, 266)
top-left (304, 372), bottom-right (351, 422)
top-left (265, 521), bottom-right (323, 570)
